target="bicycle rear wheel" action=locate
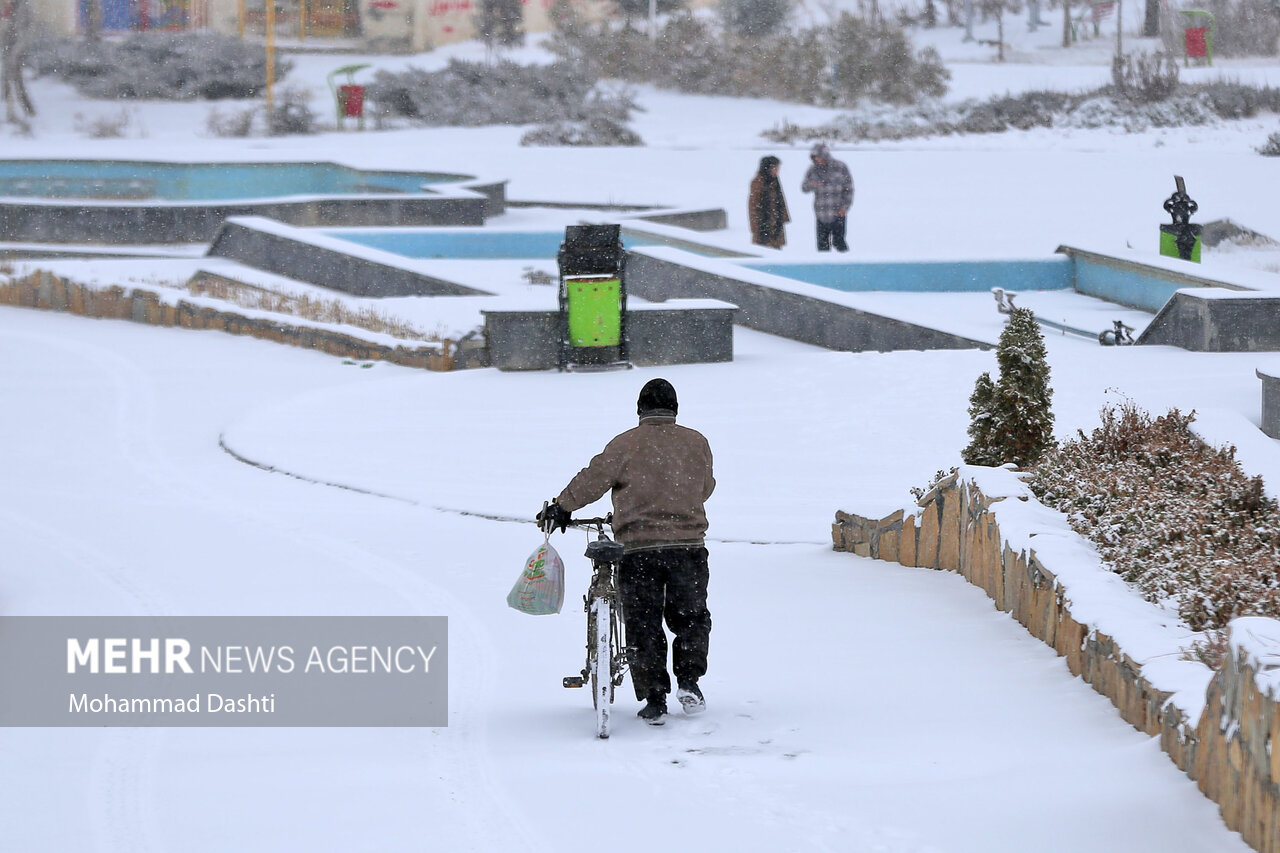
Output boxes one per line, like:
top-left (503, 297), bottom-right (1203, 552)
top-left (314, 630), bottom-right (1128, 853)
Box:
top-left (589, 595), bottom-right (612, 738)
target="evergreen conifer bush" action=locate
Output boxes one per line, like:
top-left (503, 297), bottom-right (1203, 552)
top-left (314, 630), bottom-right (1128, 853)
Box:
top-left (961, 371), bottom-right (1001, 467)
top-left (961, 307), bottom-right (1055, 468)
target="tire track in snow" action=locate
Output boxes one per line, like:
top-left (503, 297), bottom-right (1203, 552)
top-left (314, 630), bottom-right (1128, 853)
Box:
top-left (217, 434), bottom-right (826, 546)
top-left (0, 326), bottom-right (177, 853)
top-left (3, 320), bottom-right (547, 851)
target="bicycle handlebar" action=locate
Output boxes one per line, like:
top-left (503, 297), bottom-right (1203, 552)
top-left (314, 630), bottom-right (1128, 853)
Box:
top-left (567, 514), bottom-right (612, 530)
top-left (537, 501), bottom-right (612, 534)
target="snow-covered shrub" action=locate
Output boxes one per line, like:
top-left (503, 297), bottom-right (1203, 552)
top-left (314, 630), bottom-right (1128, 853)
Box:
top-left (1030, 401), bottom-right (1280, 631)
top-left (520, 114), bottom-right (643, 146)
top-left (909, 467), bottom-right (958, 502)
top-left (720, 0), bottom-right (790, 38)
top-left (1111, 51), bottom-right (1180, 104)
top-left (73, 108), bottom-right (136, 139)
top-left (520, 89), bottom-right (643, 145)
top-left (365, 59), bottom-right (621, 127)
top-left (203, 87), bottom-right (316, 138)
top-left (961, 372), bottom-right (1001, 467)
top-left (1195, 79), bottom-right (1280, 119)
top-left (955, 90), bottom-right (1072, 133)
top-left (546, 10), bottom-right (948, 107)
top-left (658, 15), bottom-right (744, 95)
top-left (762, 80), bottom-right (1280, 143)
top-left (993, 308), bottom-right (1054, 467)
top-left (961, 307), bottom-right (1054, 468)
top-left (206, 104), bottom-right (257, 138)
top-left (827, 14), bottom-right (949, 106)
top-left (1259, 130), bottom-right (1280, 156)
top-left (266, 86), bottom-right (318, 136)
top-left (28, 33), bottom-right (289, 100)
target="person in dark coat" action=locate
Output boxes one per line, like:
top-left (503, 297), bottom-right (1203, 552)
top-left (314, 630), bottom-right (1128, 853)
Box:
top-left (538, 378), bottom-right (715, 726)
top-left (800, 142), bottom-right (854, 252)
top-left (748, 155), bottom-right (790, 249)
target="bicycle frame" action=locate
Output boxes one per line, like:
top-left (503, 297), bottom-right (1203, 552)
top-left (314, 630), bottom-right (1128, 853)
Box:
top-left (1099, 319), bottom-right (1136, 346)
top-left (558, 515), bottom-right (629, 738)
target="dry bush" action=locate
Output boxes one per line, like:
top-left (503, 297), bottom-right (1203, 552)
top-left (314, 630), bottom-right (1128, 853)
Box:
top-left (74, 108), bottom-right (136, 138)
top-left (206, 104), bottom-right (257, 138)
top-left (1111, 51), bottom-right (1180, 104)
top-left (185, 277), bottom-right (442, 342)
top-left (1261, 131), bottom-right (1280, 156)
top-left (1030, 400), bottom-right (1280, 631)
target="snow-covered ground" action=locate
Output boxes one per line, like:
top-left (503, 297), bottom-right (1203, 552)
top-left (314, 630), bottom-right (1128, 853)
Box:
top-left (3, 11), bottom-right (1280, 851)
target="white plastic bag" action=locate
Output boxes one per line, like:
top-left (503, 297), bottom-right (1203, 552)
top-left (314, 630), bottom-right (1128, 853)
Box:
top-left (507, 535), bottom-right (565, 615)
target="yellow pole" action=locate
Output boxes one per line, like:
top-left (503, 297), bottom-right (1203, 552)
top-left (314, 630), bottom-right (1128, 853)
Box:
top-left (237, 0), bottom-right (245, 37)
top-left (300, 0), bottom-right (308, 41)
top-left (265, 0), bottom-right (276, 118)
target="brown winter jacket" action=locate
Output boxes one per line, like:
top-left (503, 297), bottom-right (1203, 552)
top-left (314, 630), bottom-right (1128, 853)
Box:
top-left (556, 414), bottom-right (715, 552)
top-left (749, 173), bottom-right (790, 249)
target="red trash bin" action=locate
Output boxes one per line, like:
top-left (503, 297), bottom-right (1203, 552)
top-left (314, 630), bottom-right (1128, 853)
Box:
top-left (1185, 27), bottom-right (1208, 60)
top-left (338, 84), bottom-right (365, 118)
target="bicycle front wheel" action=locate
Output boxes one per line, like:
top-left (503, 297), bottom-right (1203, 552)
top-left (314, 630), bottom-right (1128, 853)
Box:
top-left (590, 595), bottom-right (612, 739)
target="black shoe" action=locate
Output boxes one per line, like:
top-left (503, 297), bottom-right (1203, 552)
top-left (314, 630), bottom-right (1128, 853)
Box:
top-left (676, 681), bottom-right (705, 715)
top-left (637, 693), bottom-right (667, 725)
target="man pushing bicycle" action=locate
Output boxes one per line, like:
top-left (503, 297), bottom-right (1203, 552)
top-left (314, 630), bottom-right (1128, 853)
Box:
top-left (538, 378), bottom-right (716, 726)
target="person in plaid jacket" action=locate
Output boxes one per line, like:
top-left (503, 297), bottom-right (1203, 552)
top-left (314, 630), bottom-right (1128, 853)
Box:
top-left (800, 142), bottom-right (854, 252)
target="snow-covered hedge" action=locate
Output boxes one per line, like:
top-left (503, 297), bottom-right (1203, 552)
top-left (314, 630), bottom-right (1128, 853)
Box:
top-left (764, 81), bottom-right (1280, 143)
top-left (1030, 401), bottom-right (1280, 634)
top-left (835, 469), bottom-right (1280, 853)
top-left (366, 59), bottom-right (631, 127)
top-left (29, 33), bottom-right (288, 100)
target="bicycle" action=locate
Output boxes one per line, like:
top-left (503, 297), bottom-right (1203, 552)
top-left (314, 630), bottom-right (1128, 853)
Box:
top-left (1098, 319), bottom-right (1136, 346)
top-left (544, 508), bottom-right (629, 739)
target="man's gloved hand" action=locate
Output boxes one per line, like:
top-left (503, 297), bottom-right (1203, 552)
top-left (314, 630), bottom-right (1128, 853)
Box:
top-left (536, 500), bottom-right (571, 534)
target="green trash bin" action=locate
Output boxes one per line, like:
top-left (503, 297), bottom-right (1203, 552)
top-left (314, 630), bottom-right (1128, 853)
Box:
top-left (557, 224), bottom-right (630, 370)
top-left (565, 276), bottom-right (622, 348)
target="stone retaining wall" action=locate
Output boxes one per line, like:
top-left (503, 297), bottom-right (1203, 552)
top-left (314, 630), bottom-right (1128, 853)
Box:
top-left (0, 270), bottom-right (457, 371)
top-left (834, 474), bottom-right (1280, 853)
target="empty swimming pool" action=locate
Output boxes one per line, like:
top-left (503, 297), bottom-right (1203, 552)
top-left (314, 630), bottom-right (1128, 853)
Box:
top-left (0, 159), bottom-right (505, 245)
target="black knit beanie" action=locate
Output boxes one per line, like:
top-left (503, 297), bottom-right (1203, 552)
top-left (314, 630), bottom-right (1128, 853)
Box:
top-left (637, 378), bottom-right (678, 416)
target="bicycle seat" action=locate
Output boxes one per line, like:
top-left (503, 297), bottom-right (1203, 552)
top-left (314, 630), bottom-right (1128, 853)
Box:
top-left (585, 537), bottom-right (625, 563)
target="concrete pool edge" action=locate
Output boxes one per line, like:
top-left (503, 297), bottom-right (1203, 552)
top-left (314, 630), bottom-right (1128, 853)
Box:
top-left (0, 158), bottom-right (507, 244)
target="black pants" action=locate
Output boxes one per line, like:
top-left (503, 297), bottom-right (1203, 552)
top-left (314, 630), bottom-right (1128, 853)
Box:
top-left (816, 216), bottom-right (849, 252)
top-left (619, 547), bottom-right (711, 701)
